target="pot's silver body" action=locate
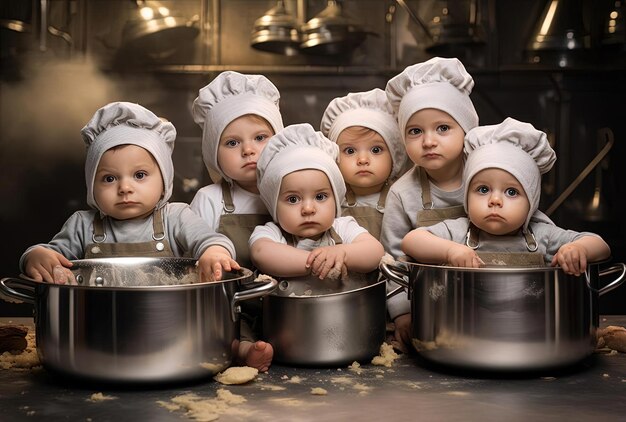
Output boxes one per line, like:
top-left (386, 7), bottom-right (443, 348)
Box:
top-left (262, 273), bottom-right (386, 366)
top-left (0, 258), bottom-right (277, 383)
top-left (381, 260), bottom-right (625, 371)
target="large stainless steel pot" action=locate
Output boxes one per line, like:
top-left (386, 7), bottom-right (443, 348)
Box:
top-left (262, 272), bottom-right (388, 366)
top-left (381, 259), bottom-right (626, 371)
top-left (0, 257), bottom-right (277, 383)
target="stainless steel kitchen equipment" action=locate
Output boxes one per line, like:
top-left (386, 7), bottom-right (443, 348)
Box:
top-left (0, 257), bottom-right (278, 383)
top-left (251, 0), bottom-right (301, 56)
top-left (525, 0), bottom-right (590, 67)
top-left (545, 128), bottom-right (613, 217)
top-left (262, 271), bottom-right (387, 366)
top-left (381, 258), bottom-right (626, 371)
top-left (299, 0), bottom-right (375, 55)
top-left (120, 0), bottom-right (200, 60)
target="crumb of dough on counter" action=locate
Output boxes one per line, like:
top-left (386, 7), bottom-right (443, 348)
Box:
top-left (199, 362), bottom-right (224, 373)
top-left (310, 387), bottom-right (328, 395)
top-left (371, 342), bottom-right (399, 367)
top-left (330, 376), bottom-right (353, 385)
top-left (447, 391), bottom-right (470, 397)
top-left (348, 361), bottom-right (363, 374)
top-left (158, 388), bottom-right (250, 421)
top-left (0, 332), bottom-right (41, 371)
top-left (352, 383), bottom-right (372, 393)
top-left (268, 397), bottom-right (326, 408)
top-left (258, 384), bottom-right (286, 391)
top-left (87, 393), bottom-right (117, 402)
top-left (285, 375), bottom-right (305, 384)
top-left (214, 366), bottom-right (258, 385)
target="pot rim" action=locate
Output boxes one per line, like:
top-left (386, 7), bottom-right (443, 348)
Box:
top-left (398, 255), bottom-right (609, 274)
top-left (17, 257), bottom-right (253, 291)
top-left (270, 276), bottom-right (385, 299)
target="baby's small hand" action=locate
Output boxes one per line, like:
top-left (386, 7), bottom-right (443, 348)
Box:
top-left (552, 243), bottom-right (587, 276)
top-left (197, 245), bottom-right (241, 282)
top-left (24, 247), bottom-right (73, 283)
top-left (446, 245), bottom-right (484, 268)
top-left (306, 246), bottom-right (347, 280)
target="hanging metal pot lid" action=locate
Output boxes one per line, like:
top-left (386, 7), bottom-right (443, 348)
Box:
top-left (251, 0), bottom-right (301, 56)
top-left (300, 0), bottom-right (374, 55)
top-left (121, 4), bottom-right (200, 60)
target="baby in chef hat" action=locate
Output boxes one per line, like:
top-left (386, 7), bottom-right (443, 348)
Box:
top-left (190, 71), bottom-right (283, 270)
top-left (320, 88), bottom-right (409, 240)
top-left (190, 71), bottom-right (283, 373)
top-left (381, 57), bottom-right (480, 348)
top-left (403, 117), bottom-right (610, 274)
top-left (249, 123), bottom-right (385, 280)
top-left (20, 101), bottom-right (238, 284)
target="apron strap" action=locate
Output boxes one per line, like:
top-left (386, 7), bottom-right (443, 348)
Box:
top-left (328, 227), bottom-right (343, 245)
top-left (466, 223), bottom-right (539, 252)
top-left (345, 184), bottom-right (357, 207)
top-left (152, 207), bottom-right (166, 241)
top-left (92, 213), bottom-right (107, 243)
top-left (221, 179), bottom-right (236, 213)
top-left (418, 167), bottom-right (433, 210)
top-left (466, 223), bottom-right (480, 249)
top-left (344, 179), bottom-right (392, 211)
top-left (523, 227), bottom-right (539, 252)
top-left (279, 227), bottom-right (344, 247)
top-left (92, 208), bottom-right (166, 243)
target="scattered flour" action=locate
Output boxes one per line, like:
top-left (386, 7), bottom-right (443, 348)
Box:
top-left (310, 387), bottom-right (328, 395)
top-left (157, 389), bottom-right (249, 421)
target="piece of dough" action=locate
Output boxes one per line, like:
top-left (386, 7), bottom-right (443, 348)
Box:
top-left (214, 366), bottom-right (258, 385)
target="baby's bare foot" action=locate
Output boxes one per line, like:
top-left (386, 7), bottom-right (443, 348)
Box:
top-left (241, 341), bottom-right (273, 373)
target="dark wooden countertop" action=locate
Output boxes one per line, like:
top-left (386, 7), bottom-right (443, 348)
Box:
top-left (1, 316), bottom-right (626, 421)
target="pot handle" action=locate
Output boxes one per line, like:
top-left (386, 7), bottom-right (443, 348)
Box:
top-left (379, 262), bottom-right (410, 290)
top-left (230, 276), bottom-right (279, 322)
top-left (590, 263), bottom-right (626, 296)
top-left (0, 277), bottom-right (36, 304)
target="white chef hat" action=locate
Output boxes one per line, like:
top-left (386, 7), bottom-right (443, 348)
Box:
top-left (192, 71), bottom-right (284, 183)
top-left (385, 57), bottom-right (479, 137)
top-left (319, 88), bottom-right (407, 180)
top-left (257, 123), bottom-right (345, 222)
top-left (81, 101), bottom-right (176, 214)
top-left (463, 117), bottom-right (557, 231)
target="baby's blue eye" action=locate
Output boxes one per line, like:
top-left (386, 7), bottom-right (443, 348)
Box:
top-left (135, 171), bottom-right (147, 180)
top-left (315, 193), bottom-right (329, 201)
top-left (477, 186), bottom-right (489, 194)
top-left (344, 147), bottom-right (356, 155)
top-left (287, 195), bottom-right (299, 204)
top-left (104, 175), bottom-right (116, 183)
top-left (506, 188), bottom-right (519, 197)
top-left (371, 146), bottom-right (384, 154)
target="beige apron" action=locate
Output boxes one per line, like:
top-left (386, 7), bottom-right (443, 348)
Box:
top-left (341, 181), bottom-right (391, 240)
top-left (415, 167), bottom-right (466, 228)
top-left (217, 179), bottom-right (272, 270)
top-left (217, 180), bottom-right (271, 342)
top-left (465, 223), bottom-right (545, 267)
top-left (280, 226), bottom-right (343, 248)
top-left (85, 207), bottom-right (174, 258)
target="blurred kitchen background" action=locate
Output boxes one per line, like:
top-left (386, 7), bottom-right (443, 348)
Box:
top-left (1, 0), bottom-right (625, 314)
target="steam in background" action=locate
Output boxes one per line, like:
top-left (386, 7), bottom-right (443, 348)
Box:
top-left (1, 57), bottom-right (124, 161)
